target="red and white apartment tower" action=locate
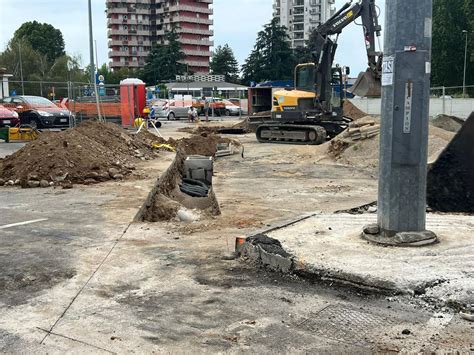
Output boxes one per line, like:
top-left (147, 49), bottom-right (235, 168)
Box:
top-left (106, 0), bottom-right (213, 74)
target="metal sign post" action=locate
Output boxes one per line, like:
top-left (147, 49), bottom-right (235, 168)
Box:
top-left (363, 0), bottom-right (437, 246)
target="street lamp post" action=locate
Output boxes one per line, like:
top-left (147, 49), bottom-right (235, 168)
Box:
top-left (463, 30), bottom-right (469, 98)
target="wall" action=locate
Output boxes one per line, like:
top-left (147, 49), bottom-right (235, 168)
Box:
top-left (349, 98), bottom-right (474, 119)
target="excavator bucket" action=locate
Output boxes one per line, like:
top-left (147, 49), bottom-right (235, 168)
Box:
top-left (427, 113), bottom-right (474, 213)
top-left (348, 69), bottom-right (382, 98)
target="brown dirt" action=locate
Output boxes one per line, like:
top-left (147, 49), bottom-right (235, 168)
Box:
top-left (233, 118), bottom-right (253, 133)
top-left (343, 100), bottom-right (368, 120)
top-left (0, 120), bottom-right (171, 187)
top-left (431, 114), bottom-right (464, 133)
top-left (327, 124), bottom-right (455, 168)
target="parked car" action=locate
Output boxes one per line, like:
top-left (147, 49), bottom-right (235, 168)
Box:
top-left (0, 95), bottom-right (72, 129)
top-left (152, 99), bottom-right (190, 120)
top-left (222, 99), bottom-right (242, 116)
top-left (0, 105), bottom-right (20, 127)
top-left (228, 98), bottom-right (248, 114)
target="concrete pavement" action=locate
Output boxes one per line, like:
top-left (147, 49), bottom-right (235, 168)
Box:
top-left (242, 212), bottom-right (474, 306)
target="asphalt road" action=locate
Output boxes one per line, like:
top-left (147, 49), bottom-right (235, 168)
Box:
top-left (0, 122), bottom-right (472, 353)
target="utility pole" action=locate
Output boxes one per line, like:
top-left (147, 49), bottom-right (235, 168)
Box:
top-left (88, 0), bottom-right (95, 86)
top-left (463, 30), bottom-right (469, 98)
top-left (88, 0), bottom-right (103, 121)
top-left (18, 42), bottom-right (25, 95)
top-left (363, 0), bottom-right (437, 246)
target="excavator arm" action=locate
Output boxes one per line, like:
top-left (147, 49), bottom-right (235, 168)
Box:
top-left (309, 0), bottom-right (382, 100)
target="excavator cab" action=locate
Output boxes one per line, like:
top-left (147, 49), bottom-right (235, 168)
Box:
top-left (295, 63), bottom-right (316, 92)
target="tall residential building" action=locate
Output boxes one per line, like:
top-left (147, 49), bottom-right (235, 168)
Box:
top-left (106, 0), bottom-right (213, 74)
top-left (273, 0), bottom-right (335, 48)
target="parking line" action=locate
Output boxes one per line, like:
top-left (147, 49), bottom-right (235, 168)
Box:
top-left (0, 218), bottom-right (48, 230)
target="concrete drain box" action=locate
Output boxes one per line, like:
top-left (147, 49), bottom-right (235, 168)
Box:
top-left (184, 155), bottom-right (213, 185)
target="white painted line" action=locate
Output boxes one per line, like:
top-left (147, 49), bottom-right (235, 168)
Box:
top-left (0, 218), bottom-right (48, 230)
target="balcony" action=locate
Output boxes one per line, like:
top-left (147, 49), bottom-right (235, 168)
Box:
top-left (108, 29), bottom-right (131, 36)
top-left (108, 50), bottom-right (130, 57)
top-left (183, 49), bottom-right (212, 57)
top-left (167, 4), bottom-right (213, 14)
top-left (182, 60), bottom-right (210, 68)
top-left (165, 15), bottom-right (213, 25)
top-left (107, 0), bottom-right (150, 4)
top-left (179, 38), bottom-right (213, 46)
top-left (176, 28), bottom-right (213, 36)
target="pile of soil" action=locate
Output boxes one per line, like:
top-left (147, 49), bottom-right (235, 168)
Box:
top-left (327, 123), bottom-right (455, 168)
top-left (233, 118), bottom-right (253, 133)
top-left (431, 114), bottom-right (464, 133)
top-left (343, 100), bottom-right (368, 120)
top-left (177, 126), bottom-right (226, 135)
top-left (0, 120), bottom-right (167, 188)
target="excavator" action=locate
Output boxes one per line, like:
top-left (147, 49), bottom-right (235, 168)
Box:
top-left (256, 0), bottom-right (383, 145)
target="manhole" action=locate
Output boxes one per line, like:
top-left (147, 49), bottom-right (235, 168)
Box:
top-left (296, 304), bottom-right (397, 346)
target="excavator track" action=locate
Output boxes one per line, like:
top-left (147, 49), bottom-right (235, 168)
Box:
top-left (256, 124), bottom-right (327, 145)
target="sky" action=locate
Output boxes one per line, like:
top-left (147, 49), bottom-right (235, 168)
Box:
top-left (0, 0), bottom-right (385, 75)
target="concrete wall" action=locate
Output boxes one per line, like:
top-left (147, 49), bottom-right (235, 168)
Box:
top-left (349, 98), bottom-right (474, 119)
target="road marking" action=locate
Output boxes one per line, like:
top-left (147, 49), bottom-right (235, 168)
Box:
top-left (0, 218), bottom-right (48, 230)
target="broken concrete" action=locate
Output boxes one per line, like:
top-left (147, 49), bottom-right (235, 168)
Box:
top-left (242, 213), bottom-right (474, 306)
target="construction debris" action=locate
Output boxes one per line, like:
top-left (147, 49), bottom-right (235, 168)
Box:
top-left (327, 118), bottom-right (454, 168)
top-left (0, 120), bottom-right (169, 188)
top-left (341, 116), bottom-right (381, 141)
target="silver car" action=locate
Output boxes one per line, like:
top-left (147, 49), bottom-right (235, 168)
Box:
top-left (153, 99), bottom-right (192, 120)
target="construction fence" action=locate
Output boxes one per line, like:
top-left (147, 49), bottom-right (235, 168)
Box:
top-left (5, 80), bottom-right (249, 127)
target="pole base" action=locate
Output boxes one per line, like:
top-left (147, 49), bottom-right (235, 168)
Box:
top-left (361, 224), bottom-right (438, 247)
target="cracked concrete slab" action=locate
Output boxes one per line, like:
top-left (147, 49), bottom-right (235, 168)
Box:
top-left (244, 213), bottom-right (474, 305)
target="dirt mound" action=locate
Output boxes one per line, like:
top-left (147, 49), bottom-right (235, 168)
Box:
top-left (328, 124), bottom-right (455, 168)
top-left (343, 100), bottom-right (368, 120)
top-left (0, 121), bottom-right (167, 187)
top-left (176, 133), bottom-right (231, 157)
top-left (431, 114), bottom-right (464, 133)
top-left (177, 126), bottom-right (226, 135)
top-left (233, 117), bottom-right (253, 133)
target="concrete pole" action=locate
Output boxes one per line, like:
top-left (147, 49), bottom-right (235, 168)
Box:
top-left (363, 0), bottom-right (437, 246)
top-left (88, 0), bottom-right (95, 86)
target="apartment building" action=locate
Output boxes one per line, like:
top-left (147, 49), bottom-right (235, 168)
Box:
top-left (106, 0), bottom-right (213, 74)
top-left (273, 0), bottom-right (335, 48)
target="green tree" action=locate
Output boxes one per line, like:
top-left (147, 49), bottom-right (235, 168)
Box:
top-left (242, 18), bottom-right (295, 85)
top-left (210, 44), bottom-right (239, 83)
top-left (141, 27), bottom-right (186, 84)
top-left (12, 21), bottom-right (65, 62)
top-left (432, 0), bottom-right (473, 87)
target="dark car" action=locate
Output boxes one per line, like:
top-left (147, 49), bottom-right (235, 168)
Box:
top-left (0, 96), bottom-right (72, 129)
top-left (0, 105), bottom-right (20, 127)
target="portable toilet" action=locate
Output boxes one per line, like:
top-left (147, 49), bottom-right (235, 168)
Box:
top-left (120, 78), bottom-right (146, 127)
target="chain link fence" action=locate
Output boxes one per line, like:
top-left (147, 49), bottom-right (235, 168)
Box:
top-left (3, 80), bottom-right (249, 128)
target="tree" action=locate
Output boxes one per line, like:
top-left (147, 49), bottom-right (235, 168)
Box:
top-left (242, 18), bottom-right (295, 85)
top-left (12, 21), bottom-right (65, 62)
top-left (141, 27), bottom-right (186, 84)
top-left (210, 44), bottom-right (239, 83)
top-left (431, 0), bottom-right (474, 88)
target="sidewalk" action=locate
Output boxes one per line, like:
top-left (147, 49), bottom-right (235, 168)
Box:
top-left (242, 212), bottom-right (474, 306)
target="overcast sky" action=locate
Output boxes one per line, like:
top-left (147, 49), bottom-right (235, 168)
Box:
top-left (0, 0), bottom-right (385, 75)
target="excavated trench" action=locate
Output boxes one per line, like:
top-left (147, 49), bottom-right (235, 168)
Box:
top-left (135, 134), bottom-right (230, 222)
